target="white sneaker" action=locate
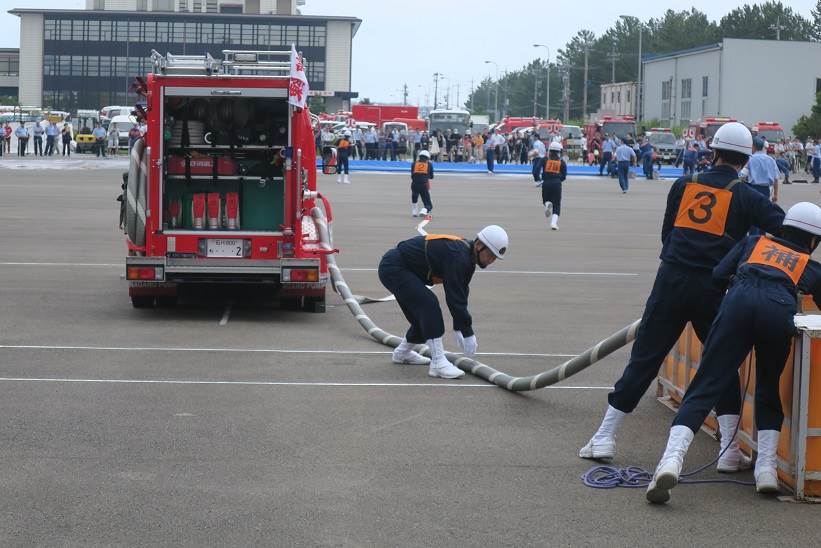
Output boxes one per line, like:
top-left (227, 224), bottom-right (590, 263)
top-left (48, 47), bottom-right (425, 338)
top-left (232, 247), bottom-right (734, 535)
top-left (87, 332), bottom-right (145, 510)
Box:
top-left (336, 174), bottom-right (343, 183)
top-left (533, 180), bottom-right (542, 187)
top-left (343, 175), bottom-right (350, 184)
top-left (392, 339), bottom-right (430, 365)
top-left (412, 204), bottom-right (419, 217)
top-left (426, 337), bottom-right (464, 379)
top-left (544, 201), bottom-right (553, 219)
top-left (579, 405), bottom-right (626, 461)
top-left (755, 430), bottom-right (781, 494)
top-left (716, 414), bottom-right (752, 473)
top-left (420, 207), bottom-right (428, 216)
top-left (646, 425), bottom-right (694, 504)
top-left (551, 214), bottom-right (559, 231)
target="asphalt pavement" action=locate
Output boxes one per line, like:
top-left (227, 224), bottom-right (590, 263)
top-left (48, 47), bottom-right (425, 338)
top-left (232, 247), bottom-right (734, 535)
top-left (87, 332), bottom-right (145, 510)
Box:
top-left (0, 165), bottom-right (819, 546)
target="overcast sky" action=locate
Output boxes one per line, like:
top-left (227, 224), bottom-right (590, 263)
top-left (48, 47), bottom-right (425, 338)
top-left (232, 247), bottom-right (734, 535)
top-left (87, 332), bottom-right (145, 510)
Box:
top-left (1, 0), bottom-right (817, 104)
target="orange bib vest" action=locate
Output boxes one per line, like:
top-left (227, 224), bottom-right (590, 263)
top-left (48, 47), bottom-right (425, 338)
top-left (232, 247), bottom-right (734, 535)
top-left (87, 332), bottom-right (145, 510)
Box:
top-left (745, 236), bottom-right (809, 285)
top-left (673, 173), bottom-right (740, 237)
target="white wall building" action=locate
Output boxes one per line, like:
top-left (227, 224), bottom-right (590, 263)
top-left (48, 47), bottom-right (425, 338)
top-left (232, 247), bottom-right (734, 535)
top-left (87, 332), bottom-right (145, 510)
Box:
top-left (84, 0), bottom-right (303, 15)
top-left (597, 81), bottom-right (637, 118)
top-left (642, 38), bottom-right (821, 134)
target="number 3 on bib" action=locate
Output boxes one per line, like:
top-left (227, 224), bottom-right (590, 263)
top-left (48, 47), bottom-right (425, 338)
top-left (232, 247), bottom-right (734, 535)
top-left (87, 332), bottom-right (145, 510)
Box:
top-left (674, 182), bottom-right (733, 236)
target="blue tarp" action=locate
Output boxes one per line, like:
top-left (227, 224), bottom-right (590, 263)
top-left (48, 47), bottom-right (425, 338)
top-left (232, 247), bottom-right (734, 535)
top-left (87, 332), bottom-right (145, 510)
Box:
top-left (317, 159), bottom-right (684, 179)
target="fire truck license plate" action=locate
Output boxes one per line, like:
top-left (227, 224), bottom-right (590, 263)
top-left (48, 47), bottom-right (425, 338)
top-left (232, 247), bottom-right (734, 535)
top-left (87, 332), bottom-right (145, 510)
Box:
top-left (206, 239), bottom-right (245, 257)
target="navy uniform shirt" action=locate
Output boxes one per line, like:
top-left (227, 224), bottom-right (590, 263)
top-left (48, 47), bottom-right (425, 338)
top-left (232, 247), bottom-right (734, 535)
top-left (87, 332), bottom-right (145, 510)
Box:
top-left (714, 234), bottom-right (821, 310)
top-left (411, 160), bottom-right (434, 186)
top-left (660, 164), bottom-right (785, 270)
top-left (396, 235), bottom-right (476, 336)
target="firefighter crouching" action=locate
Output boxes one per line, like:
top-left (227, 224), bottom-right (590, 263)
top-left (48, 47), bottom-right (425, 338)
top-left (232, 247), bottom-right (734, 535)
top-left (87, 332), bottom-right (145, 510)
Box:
top-left (377, 226), bottom-right (509, 379)
top-left (411, 150), bottom-right (434, 217)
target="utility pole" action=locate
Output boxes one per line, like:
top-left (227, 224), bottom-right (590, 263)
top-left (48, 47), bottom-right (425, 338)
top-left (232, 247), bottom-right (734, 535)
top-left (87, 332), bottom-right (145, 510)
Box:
top-left (401, 83), bottom-right (408, 105)
top-left (562, 65), bottom-right (570, 122)
top-left (533, 72), bottom-right (539, 117)
top-left (433, 72), bottom-right (443, 110)
top-left (606, 42), bottom-right (620, 84)
top-left (582, 45), bottom-right (590, 121)
top-left (456, 81), bottom-right (461, 109)
top-left (770, 15), bottom-right (786, 40)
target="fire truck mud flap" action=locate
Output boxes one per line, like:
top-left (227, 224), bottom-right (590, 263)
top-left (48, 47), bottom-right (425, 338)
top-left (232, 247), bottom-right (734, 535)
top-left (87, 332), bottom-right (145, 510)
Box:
top-left (125, 139), bottom-right (147, 247)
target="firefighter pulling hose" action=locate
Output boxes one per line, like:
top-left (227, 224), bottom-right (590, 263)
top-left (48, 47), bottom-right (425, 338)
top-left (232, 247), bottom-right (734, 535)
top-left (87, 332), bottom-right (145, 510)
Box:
top-left (308, 204), bottom-right (642, 390)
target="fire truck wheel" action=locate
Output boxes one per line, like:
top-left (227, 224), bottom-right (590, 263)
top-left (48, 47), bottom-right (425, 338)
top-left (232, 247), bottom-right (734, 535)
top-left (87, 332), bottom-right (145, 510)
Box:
top-left (303, 297), bottom-right (326, 313)
top-left (156, 296), bottom-right (178, 307)
top-left (131, 296), bottom-right (155, 308)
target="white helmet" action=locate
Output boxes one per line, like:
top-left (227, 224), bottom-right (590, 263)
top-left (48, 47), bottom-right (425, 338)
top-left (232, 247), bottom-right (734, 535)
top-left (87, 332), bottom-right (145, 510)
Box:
top-left (343, 130), bottom-right (352, 137)
top-left (710, 122), bottom-right (753, 156)
top-left (549, 141), bottom-right (563, 152)
top-left (418, 150), bottom-right (431, 159)
top-left (783, 202), bottom-right (821, 236)
top-left (476, 225), bottom-right (508, 260)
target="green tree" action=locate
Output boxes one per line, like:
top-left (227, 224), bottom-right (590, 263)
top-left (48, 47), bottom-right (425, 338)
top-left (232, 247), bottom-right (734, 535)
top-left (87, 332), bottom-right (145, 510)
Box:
top-left (645, 9), bottom-right (721, 53)
top-left (811, 0), bottom-right (821, 40)
top-left (719, 2), bottom-right (813, 41)
top-left (793, 92), bottom-right (821, 140)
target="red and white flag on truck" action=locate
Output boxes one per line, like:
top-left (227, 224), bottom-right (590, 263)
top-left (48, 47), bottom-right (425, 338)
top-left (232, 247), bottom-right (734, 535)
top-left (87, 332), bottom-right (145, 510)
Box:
top-left (289, 44), bottom-right (309, 110)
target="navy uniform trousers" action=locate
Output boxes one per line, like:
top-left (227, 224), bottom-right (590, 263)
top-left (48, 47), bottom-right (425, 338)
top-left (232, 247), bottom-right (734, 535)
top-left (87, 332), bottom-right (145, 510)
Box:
top-left (608, 262), bottom-right (742, 415)
top-left (378, 248), bottom-right (444, 344)
top-left (673, 279), bottom-right (794, 432)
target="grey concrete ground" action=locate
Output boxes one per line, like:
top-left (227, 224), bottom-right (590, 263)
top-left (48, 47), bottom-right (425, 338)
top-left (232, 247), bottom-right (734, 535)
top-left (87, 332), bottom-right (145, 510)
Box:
top-left (0, 166), bottom-right (819, 547)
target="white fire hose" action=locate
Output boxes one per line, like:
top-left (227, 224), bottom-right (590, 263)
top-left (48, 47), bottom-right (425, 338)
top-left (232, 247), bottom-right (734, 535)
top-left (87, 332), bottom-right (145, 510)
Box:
top-left (310, 205), bottom-right (641, 391)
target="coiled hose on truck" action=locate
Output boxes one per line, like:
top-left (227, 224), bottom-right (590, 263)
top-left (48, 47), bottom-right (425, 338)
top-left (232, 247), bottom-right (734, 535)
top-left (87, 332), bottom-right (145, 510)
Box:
top-left (310, 205), bottom-right (641, 392)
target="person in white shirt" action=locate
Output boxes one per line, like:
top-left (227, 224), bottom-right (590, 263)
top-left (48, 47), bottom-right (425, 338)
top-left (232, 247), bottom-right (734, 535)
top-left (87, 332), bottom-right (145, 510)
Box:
top-left (529, 134), bottom-right (546, 184)
top-left (485, 130), bottom-right (504, 174)
top-left (807, 140), bottom-right (817, 180)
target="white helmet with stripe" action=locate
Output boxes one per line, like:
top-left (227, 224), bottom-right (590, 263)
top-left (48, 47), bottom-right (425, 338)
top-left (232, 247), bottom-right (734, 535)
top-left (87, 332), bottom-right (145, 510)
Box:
top-left (783, 202), bottom-right (821, 236)
top-left (710, 122), bottom-right (753, 156)
top-left (477, 225), bottom-right (508, 260)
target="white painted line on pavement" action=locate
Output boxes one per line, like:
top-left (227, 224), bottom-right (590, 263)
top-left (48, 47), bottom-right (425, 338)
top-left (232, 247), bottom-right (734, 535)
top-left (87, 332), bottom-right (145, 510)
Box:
top-left (0, 376), bottom-right (613, 389)
top-left (0, 262), bottom-right (638, 276)
top-left (0, 344), bottom-right (577, 358)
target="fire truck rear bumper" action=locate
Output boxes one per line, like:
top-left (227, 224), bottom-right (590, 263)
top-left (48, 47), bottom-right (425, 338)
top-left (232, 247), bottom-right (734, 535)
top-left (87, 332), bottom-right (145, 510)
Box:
top-left (125, 256), bottom-right (327, 288)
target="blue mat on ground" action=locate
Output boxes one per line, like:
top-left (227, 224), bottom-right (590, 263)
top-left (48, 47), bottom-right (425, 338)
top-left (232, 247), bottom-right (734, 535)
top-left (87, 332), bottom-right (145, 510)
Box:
top-left (319, 160), bottom-right (683, 179)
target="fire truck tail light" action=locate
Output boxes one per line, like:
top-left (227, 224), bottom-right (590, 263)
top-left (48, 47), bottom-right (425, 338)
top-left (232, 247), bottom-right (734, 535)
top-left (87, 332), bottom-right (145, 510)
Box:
top-left (127, 266), bottom-right (164, 281)
top-left (282, 268), bottom-right (318, 282)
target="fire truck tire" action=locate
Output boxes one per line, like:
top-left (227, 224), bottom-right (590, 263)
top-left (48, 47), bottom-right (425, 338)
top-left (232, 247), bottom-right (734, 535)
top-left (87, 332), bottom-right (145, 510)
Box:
top-left (131, 296), bottom-right (155, 308)
top-left (302, 297), bottom-right (326, 313)
top-left (125, 139), bottom-right (147, 247)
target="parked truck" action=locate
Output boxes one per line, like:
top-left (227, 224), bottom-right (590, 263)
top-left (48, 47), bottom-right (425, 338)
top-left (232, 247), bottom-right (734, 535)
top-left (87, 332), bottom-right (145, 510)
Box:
top-left (121, 50), bottom-right (335, 311)
top-left (351, 104), bottom-right (419, 128)
top-left (584, 115), bottom-right (637, 156)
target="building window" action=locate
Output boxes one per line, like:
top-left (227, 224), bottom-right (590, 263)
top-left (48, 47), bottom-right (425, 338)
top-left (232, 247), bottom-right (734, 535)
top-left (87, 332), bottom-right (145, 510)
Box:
top-left (661, 80), bottom-right (672, 123)
top-left (193, 0), bottom-right (202, 12)
top-left (221, 4), bottom-right (244, 13)
top-left (617, 91), bottom-right (621, 103)
top-left (153, 0), bottom-right (174, 10)
top-left (702, 98), bottom-right (707, 118)
top-left (179, 0), bottom-right (189, 10)
top-left (816, 78), bottom-right (821, 95)
top-left (137, 0), bottom-right (148, 10)
top-left (206, 0), bottom-right (217, 12)
top-left (601, 91), bottom-right (606, 105)
top-left (680, 100), bottom-right (691, 123)
top-left (626, 90), bottom-right (631, 103)
top-left (0, 56), bottom-right (19, 76)
top-left (702, 76), bottom-right (708, 97)
top-left (681, 78), bottom-right (691, 100)
top-left (93, 0), bottom-right (106, 9)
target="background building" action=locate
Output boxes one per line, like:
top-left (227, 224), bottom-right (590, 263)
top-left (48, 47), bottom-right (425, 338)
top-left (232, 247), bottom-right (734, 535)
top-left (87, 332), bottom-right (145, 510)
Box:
top-left (10, 2), bottom-right (359, 112)
top-left (0, 48), bottom-right (19, 99)
top-left (642, 38), bottom-right (821, 134)
top-left (596, 81), bottom-right (637, 119)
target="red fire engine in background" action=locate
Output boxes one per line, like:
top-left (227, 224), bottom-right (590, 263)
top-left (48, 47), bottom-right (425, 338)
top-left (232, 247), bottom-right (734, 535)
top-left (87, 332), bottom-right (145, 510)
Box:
top-left (687, 117), bottom-right (737, 142)
top-left (351, 104), bottom-right (419, 128)
top-left (584, 115), bottom-right (637, 155)
top-left (752, 121), bottom-right (786, 153)
top-left (121, 50), bottom-right (334, 311)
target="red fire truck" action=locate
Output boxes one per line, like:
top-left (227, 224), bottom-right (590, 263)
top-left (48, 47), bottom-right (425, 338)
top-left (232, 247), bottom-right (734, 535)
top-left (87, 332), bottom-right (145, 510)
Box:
top-left (687, 117), bottom-right (737, 143)
top-left (752, 121), bottom-right (786, 153)
top-left (351, 104), bottom-right (419, 128)
top-left (584, 115), bottom-right (637, 155)
top-left (121, 50), bottom-right (334, 312)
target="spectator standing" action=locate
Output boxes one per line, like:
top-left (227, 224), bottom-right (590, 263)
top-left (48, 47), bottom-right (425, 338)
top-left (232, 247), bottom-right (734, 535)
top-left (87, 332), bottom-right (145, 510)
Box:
top-left (45, 120), bottom-right (59, 156)
top-left (740, 137), bottom-right (780, 234)
top-left (3, 122), bottom-right (11, 154)
top-left (33, 121), bottom-right (45, 156)
top-left (485, 130), bottom-right (503, 174)
top-left (599, 133), bottom-right (616, 175)
top-left (92, 122), bottom-right (107, 157)
top-left (472, 132), bottom-right (484, 163)
top-left (429, 130), bottom-right (441, 161)
top-left (529, 134), bottom-right (546, 185)
top-left (15, 123), bottom-right (29, 157)
top-left (108, 124), bottom-right (119, 157)
top-left (61, 123), bottom-right (72, 156)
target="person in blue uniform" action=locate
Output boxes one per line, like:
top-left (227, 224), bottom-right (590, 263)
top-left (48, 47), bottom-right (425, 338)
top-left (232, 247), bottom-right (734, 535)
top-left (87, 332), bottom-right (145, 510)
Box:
top-left (377, 225), bottom-right (509, 379)
top-left (410, 150), bottom-right (434, 217)
top-left (647, 202), bottom-right (821, 503)
top-left (580, 122), bottom-right (785, 469)
top-left (639, 138), bottom-right (655, 180)
top-left (541, 141), bottom-right (567, 231)
top-left (599, 133), bottom-right (616, 176)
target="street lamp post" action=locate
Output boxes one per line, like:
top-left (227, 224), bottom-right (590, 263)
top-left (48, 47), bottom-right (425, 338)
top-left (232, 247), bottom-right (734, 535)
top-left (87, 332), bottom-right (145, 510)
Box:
top-left (432, 72), bottom-right (445, 110)
top-left (620, 15), bottom-right (643, 122)
top-left (484, 60), bottom-right (499, 122)
top-left (533, 44), bottom-right (550, 119)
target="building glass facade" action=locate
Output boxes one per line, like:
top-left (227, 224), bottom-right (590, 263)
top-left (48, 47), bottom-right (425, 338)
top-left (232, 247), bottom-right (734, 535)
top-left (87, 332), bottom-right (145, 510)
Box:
top-left (41, 12), bottom-right (327, 110)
